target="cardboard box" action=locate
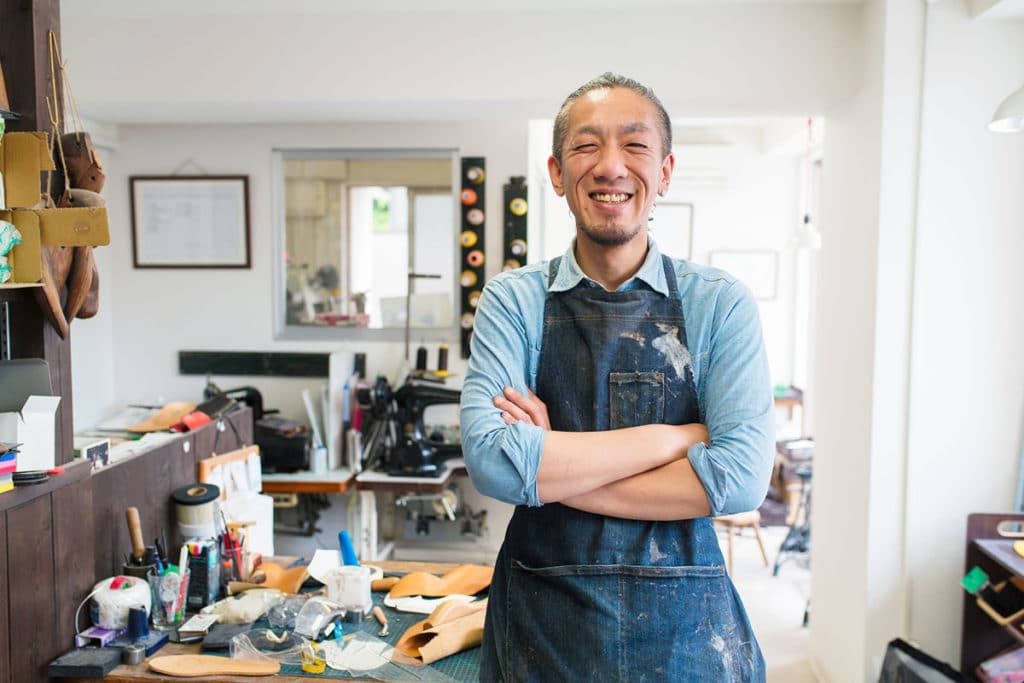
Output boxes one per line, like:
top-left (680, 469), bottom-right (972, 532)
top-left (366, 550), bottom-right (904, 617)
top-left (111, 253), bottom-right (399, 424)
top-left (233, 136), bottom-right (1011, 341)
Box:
top-left (0, 204), bottom-right (109, 284)
top-left (13, 206), bottom-right (109, 248)
top-left (0, 395), bottom-right (61, 472)
top-left (0, 132), bottom-right (54, 209)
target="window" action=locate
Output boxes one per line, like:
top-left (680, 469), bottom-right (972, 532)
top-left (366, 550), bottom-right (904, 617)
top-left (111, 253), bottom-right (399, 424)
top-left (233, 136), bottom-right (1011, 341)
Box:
top-left (274, 150), bottom-right (458, 341)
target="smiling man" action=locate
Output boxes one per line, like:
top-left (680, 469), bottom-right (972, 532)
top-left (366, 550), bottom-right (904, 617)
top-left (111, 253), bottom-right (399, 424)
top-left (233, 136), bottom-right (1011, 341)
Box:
top-left (460, 73), bottom-right (774, 682)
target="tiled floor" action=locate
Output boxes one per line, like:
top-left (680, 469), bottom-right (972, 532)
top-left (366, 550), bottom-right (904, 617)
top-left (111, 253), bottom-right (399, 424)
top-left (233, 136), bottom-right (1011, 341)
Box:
top-left (719, 524), bottom-right (819, 682)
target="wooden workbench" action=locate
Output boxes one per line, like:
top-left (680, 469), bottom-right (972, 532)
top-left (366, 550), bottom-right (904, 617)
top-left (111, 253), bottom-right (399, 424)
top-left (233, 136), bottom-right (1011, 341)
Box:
top-left (71, 560), bottom-right (467, 683)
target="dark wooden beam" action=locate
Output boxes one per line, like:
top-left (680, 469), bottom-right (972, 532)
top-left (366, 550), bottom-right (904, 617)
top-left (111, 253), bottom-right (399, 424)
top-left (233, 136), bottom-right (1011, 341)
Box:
top-left (0, 0), bottom-right (74, 464)
top-left (0, 0), bottom-right (62, 134)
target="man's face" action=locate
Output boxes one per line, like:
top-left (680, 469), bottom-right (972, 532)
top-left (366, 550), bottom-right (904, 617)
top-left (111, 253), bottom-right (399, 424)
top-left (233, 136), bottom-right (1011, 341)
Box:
top-left (549, 87), bottom-right (674, 248)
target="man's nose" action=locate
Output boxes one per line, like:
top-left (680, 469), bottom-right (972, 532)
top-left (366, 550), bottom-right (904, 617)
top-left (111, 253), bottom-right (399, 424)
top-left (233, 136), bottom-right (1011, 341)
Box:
top-left (592, 146), bottom-right (628, 180)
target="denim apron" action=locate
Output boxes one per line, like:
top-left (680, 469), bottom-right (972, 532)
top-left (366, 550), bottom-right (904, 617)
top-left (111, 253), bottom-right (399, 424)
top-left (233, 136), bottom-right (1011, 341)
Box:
top-left (480, 255), bottom-right (765, 682)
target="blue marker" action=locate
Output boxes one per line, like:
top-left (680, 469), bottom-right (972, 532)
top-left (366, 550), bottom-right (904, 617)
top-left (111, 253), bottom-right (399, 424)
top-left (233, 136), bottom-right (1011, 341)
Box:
top-left (338, 530), bottom-right (359, 566)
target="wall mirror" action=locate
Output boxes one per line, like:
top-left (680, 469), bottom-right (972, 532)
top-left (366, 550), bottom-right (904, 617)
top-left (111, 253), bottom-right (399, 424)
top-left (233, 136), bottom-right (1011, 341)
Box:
top-left (274, 149), bottom-right (459, 341)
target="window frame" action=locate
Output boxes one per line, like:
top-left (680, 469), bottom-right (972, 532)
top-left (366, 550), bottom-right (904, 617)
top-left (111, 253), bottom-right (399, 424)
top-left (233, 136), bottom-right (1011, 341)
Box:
top-left (271, 147), bottom-right (462, 342)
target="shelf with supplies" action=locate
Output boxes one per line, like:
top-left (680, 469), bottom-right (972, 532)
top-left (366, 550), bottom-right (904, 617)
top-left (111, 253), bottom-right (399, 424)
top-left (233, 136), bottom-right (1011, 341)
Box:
top-left (260, 467), bottom-right (355, 494)
top-left (962, 513), bottom-right (1024, 678)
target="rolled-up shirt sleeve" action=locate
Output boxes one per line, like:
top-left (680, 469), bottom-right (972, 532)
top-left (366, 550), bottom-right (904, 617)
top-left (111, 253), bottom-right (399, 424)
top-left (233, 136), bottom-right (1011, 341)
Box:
top-left (460, 275), bottom-right (547, 507)
top-left (686, 280), bottom-right (775, 517)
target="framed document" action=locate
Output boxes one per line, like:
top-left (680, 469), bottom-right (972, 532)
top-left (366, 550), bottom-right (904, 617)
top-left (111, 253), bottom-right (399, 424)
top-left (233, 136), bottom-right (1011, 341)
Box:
top-left (130, 175), bottom-right (251, 268)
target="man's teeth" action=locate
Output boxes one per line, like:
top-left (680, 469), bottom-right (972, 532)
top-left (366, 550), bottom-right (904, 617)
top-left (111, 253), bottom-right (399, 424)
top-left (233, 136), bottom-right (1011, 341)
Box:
top-left (591, 193), bottom-right (630, 203)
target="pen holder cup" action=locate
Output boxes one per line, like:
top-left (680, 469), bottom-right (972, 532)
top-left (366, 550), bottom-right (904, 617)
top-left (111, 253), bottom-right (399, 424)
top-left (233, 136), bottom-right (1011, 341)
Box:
top-left (148, 569), bottom-right (190, 631)
top-left (122, 562), bottom-right (155, 581)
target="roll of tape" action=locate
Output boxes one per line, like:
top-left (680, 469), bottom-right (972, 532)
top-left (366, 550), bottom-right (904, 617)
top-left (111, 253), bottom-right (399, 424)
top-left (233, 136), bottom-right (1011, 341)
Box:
top-left (172, 483), bottom-right (220, 505)
top-left (510, 238), bottom-right (528, 256)
top-left (468, 290), bottom-right (482, 308)
top-left (460, 189), bottom-right (477, 206)
top-left (122, 643), bottom-right (146, 665)
top-left (466, 208), bottom-right (484, 226)
top-left (459, 230), bottom-right (477, 248)
top-left (461, 312), bottom-right (475, 329)
top-left (178, 521), bottom-right (217, 540)
top-left (466, 166), bottom-right (485, 185)
top-left (503, 258), bottom-right (521, 271)
top-left (466, 249), bottom-right (484, 267)
top-left (460, 270), bottom-right (477, 287)
top-left (509, 197), bottom-right (528, 216)
top-left (173, 483), bottom-right (220, 529)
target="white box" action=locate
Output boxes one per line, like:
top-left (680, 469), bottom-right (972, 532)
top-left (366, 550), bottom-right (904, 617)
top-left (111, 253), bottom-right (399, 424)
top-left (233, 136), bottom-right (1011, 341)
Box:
top-left (0, 395), bottom-right (61, 472)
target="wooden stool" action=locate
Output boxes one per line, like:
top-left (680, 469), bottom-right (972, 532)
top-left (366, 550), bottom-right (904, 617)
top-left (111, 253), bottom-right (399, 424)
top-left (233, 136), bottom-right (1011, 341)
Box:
top-left (714, 510), bottom-right (769, 575)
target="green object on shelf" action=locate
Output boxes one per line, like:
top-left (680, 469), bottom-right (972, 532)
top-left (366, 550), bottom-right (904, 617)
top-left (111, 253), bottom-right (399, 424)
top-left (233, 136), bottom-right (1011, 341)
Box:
top-left (773, 385), bottom-right (789, 399)
top-left (962, 566), bottom-right (990, 594)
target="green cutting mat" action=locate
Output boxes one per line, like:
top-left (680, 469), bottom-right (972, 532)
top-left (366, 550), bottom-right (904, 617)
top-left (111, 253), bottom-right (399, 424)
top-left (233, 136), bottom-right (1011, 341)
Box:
top-left (271, 590), bottom-right (480, 681)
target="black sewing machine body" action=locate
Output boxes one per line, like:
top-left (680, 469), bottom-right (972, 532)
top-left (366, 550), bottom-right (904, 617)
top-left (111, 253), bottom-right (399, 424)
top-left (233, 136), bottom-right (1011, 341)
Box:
top-left (358, 376), bottom-right (462, 477)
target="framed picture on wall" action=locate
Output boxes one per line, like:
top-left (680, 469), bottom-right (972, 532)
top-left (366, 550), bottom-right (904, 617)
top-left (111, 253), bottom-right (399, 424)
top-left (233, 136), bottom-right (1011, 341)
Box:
top-left (709, 249), bottom-right (778, 300)
top-left (130, 175), bottom-right (251, 268)
top-left (652, 202), bottom-right (693, 259)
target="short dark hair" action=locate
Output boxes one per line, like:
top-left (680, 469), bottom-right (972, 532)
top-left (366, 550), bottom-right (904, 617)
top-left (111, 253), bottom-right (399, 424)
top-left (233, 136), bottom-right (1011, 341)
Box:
top-left (551, 72), bottom-right (672, 164)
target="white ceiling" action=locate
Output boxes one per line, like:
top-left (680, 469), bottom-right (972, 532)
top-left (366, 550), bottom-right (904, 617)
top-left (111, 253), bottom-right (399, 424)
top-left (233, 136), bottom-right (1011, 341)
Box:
top-left (969, 0), bottom-right (1024, 18)
top-left (61, 0), bottom-right (863, 17)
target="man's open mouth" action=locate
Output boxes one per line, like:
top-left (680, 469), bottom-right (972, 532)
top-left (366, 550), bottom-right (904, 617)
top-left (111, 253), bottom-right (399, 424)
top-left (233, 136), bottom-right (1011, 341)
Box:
top-left (589, 192), bottom-right (632, 203)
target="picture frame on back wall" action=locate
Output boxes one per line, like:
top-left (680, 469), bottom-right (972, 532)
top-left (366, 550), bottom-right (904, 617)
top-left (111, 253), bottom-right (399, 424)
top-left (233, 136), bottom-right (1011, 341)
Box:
top-left (709, 249), bottom-right (779, 300)
top-left (130, 175), bottom-right (251, 269)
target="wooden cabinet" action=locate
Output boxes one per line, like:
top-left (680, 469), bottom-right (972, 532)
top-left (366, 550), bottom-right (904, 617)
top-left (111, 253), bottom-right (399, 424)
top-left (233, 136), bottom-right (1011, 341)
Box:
top-left (0, 408), bottom-right (252, 683)
top-left (962, 512), bottom-right (1024, 678)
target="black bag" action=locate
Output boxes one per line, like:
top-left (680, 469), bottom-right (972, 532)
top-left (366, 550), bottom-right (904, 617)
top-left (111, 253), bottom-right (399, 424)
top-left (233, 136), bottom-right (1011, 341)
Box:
top-left (878, 638), bottom-right (969, 683)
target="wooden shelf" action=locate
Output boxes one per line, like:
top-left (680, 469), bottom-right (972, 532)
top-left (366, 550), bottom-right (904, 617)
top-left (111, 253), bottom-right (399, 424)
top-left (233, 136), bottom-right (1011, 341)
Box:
top-left (976, 539), bottom-right (1024, 578)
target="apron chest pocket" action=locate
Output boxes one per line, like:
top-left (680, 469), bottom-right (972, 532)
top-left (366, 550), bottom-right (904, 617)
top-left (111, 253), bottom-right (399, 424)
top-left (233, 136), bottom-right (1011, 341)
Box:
top-left (609, 371), bottom-right (665, 429)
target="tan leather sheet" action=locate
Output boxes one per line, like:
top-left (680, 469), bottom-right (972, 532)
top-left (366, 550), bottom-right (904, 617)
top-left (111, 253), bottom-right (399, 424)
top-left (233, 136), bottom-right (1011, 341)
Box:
top-left (394, 598), bottom-right (488, 665)
top-left (386, 564), bottom-right (493, 599)
top-left (127, 402), bottom-right (196, 433)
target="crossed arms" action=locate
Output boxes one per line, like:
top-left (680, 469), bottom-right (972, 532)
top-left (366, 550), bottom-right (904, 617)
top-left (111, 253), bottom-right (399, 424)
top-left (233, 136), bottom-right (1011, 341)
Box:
top-left (494, 387), bottom-right (713, 521)
top-left (459, 272), bottom-right (774, 522)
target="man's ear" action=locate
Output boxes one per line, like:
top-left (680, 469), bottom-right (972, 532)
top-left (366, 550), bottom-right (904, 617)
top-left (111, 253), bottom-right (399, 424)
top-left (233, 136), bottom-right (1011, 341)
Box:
top-left (547, 155), bottom-right (565, 197)
top-left (659, 152), bottom-right (675, 196)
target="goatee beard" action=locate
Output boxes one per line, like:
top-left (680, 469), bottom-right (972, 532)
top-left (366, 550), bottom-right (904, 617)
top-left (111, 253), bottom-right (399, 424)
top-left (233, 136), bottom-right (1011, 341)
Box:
top-left (578, 220), bottom-right (644, 247)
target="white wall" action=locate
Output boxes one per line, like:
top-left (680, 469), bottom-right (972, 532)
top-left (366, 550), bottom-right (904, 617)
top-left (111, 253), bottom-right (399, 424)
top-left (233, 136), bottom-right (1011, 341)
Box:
top-left (904, 3), bottom-right (1024, 666)
top-left (812, 1), bottom-right (1024, 680)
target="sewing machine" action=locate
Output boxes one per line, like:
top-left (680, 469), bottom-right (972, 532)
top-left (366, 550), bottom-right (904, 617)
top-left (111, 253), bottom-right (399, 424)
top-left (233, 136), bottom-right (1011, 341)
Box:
top-left (358, 376), bottom-right (462, 478)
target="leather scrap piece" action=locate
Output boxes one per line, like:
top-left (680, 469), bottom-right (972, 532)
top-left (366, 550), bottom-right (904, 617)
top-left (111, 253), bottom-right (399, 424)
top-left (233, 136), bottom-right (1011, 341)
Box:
top-left (394, 598), bottom-right (488, 664)
top-left (386, 564), bottom-right (493, 599)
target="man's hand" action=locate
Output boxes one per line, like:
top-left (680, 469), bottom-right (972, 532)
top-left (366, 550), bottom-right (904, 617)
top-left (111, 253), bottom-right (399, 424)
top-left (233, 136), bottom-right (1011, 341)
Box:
top-left (493, 387), bottom-right (551, 430)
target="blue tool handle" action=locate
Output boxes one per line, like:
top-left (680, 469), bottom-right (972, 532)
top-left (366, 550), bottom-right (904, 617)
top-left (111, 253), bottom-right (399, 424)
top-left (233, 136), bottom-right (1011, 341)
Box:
top-left (338, 530), bottom-right (360, 566)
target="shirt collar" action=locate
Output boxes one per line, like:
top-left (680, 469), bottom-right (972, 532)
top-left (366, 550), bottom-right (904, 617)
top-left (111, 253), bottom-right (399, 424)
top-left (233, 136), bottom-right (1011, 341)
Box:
top-left (549, 236), bottom-right (670, 296)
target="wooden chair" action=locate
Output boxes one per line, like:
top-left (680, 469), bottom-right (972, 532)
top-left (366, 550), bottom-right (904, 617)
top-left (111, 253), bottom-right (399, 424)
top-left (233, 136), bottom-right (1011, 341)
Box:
top-left (714, 510), bottom-right (769, 575)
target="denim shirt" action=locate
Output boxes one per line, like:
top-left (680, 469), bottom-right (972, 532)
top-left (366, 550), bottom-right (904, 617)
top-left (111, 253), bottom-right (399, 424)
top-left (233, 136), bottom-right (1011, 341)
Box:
top-left (459, 238), bottom-right (774, 517)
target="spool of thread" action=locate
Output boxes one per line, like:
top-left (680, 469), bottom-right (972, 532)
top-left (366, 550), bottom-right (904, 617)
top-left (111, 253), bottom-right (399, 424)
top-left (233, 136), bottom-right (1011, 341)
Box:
top-left (90, 576), bottom-right (151, 630)
top-left (172, 483), bottom-right (220, 540)
top-left (127, 607), bottom-right (149, 641)
top-left (415, 346), bottom-right (428, 371)
top-left (437, 344), bottom-right (449, 375)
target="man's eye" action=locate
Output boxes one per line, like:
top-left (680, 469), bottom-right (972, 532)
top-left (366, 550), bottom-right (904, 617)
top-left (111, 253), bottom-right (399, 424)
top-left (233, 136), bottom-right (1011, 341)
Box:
top-left (574, 143), bottom-right (597, 151)
top-left (626, 142), bottom-right (649, 149)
